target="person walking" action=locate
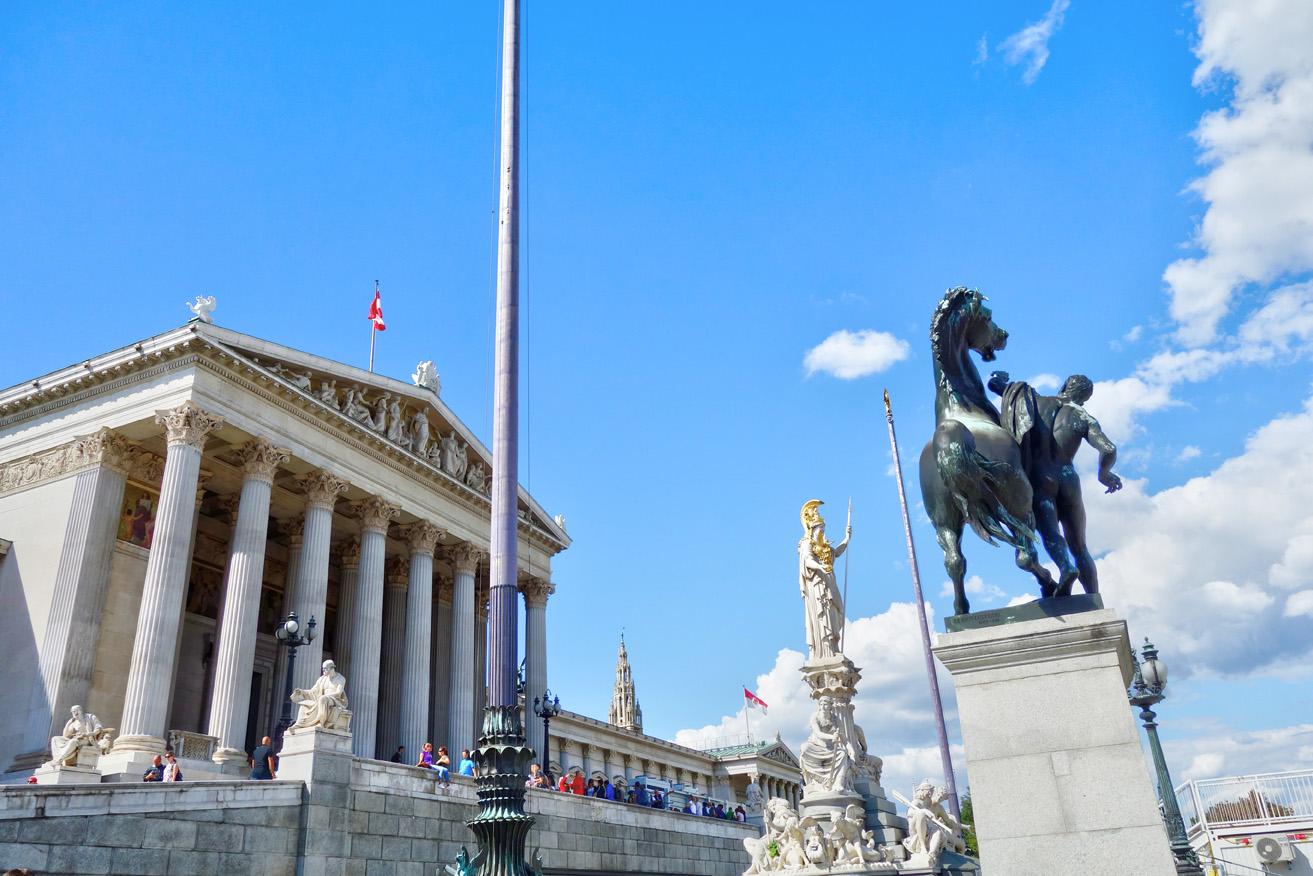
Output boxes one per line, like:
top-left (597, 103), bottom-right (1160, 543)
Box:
top-left (249, 736), bottom-right (276, 780)
top-left (162, 752), bottom-right (184, 782)
top-left (389, 746), bottom-right (406, 764)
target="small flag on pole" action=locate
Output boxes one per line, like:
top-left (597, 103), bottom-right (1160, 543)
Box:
top-left (744, 688), bottom-right (769, 715)
top-left (368, 289), bottom-right (386, 332)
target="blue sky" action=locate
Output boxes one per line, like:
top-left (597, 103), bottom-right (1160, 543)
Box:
top-left (3, 1), bottom-right (1312, 793)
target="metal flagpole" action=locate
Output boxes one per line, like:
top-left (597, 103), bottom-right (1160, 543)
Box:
top-left (883, 389), bottom-right (961, 821)
top-left (743, 692), bottom-right (752, 744)
top-left (369, 280), bottom-right (379, 373)
top-left (465, 0), bottom-right (535, 873)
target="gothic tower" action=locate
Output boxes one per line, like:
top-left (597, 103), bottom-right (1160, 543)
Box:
top-left (607, 634), bottom-right (643, 733)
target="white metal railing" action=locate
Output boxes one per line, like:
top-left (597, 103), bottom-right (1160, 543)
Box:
top-left (1176, 768), bottom-right (1313, 837)
top-left (693, 733), bottom-right (757, 752)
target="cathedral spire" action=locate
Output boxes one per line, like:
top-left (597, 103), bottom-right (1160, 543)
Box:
top-left (608, 634), bottom-right (643, 733)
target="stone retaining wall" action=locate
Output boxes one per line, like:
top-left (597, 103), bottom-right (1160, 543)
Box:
top-left (0, 758), bottom-right (755, 876)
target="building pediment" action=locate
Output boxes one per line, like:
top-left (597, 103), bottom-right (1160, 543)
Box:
top-left (759, 743), bottom-right (801, 769)
top-left (0, 319), bottom-right (569, 552)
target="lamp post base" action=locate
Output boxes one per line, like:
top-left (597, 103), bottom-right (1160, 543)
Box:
top-left (455, 705), bottom-right (539, 876)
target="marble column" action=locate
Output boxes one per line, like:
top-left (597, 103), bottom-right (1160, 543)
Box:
top-left (429, 574), bottom-right (452, 749)
top-left (473, 576), bottom-right (489, 741)
top-left (445, 544), bottom-right (485, 757)
top-left (347, 495), bottom-right (398, 759)
top-left (332, 538), bottom-right (361, 679)
top-left (399, 522), bottom-right (443, 760)
top-left (26, 429), bottom-right (131, 755)
top-left (581, 744), bottom-right (593, 780)
top-left (207, 439), bottom-right (289, 764)
top-left (291, 471), bottom-right (348, 691)
top-left (377, 555), bottom-right (409, 759)
top-left (519, 574), bottom-right (554, 762)
top-left (271, 515), bottom-right (303, 717)
top-left (114, 402), bottom-right (224, 754)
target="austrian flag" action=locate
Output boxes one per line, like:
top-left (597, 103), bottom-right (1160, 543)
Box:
top-left (744, 688), bottom-right (768, 715)
top-left (368, 290), bottom-right (386, 331)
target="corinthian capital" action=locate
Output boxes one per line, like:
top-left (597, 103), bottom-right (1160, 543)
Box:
top-left (352, 495), bottom-right (400, 534)
top-left (299, 470), bottom-right (350, 510)
top-left (385, 555), bottom-right (410, 586)
top-left (73, 428), bottom-right (133, 474)
top-left (401, 520), bottom-right (446, 557)
top-left (446, 543), bottom-right (487, 576)
top-left (517, 572), bottom-right (555, 608)
top-left (336, 537), bottom-right (361, 569)
top-left (235, 438), bottom-right (291, 484)
top-left (155, 401), bottom-right (224, 450)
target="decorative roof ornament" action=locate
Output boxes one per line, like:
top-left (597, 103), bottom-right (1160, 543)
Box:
top-left (553, 513), bottom-right (567, 533)
top-left (411, 360), bottom-right (441, 394)
top-left (187, 295), bottom-right (216, 323)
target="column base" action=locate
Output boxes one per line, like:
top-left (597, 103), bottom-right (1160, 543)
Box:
top-left (212, 746), bottom-right (250, 766)
top-left (111, 733), bottom-right (167, 754)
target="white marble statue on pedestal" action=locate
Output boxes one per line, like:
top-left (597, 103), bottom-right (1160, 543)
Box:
top-left (411, 360), bottom-right (441, 394)
top-left (186, 295), bottom-right (216, 323)
top-left (800, 697), bottom-right (859, 795)
top-left (798, 499), bottom-right (850, 661)
top-left (896, 780), bottom-right (966, 869)
top-left (744, 775), bottom-right (764, 815)
top-left (290, 659), bottom-right (351, 732)
top-left (45, 705), bottom-right (114, 767)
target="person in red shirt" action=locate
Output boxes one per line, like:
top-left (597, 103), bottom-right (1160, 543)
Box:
top-left (570, 769), bottom-right (586, 795)
top-left (557, 773), bottom-right (569, 793)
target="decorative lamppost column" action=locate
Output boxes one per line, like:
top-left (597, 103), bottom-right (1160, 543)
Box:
top-left (532, 691), bottom-right (560, 779)
top-left (208, 438), bottom-right (289, 764)
top-left (114, 402), bottom-right (224, 756)
top-left (272, 612), bottom-right (316, 751)
top-left (291, 471), bottom-right (349, 691)
top-left (400, 522), bottom-right (443, 761)
top-left (467, 0), bottom-right (535, 871)
top-left (1128, 638), bottom-right (1204, 876)
top-left (519, 575), bottom-right (554, 761)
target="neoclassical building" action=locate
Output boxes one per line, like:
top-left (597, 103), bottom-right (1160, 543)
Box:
top-left (547, 638), bottom-right (804, 809)
top-left (0, 313), bottom-right (566, 779)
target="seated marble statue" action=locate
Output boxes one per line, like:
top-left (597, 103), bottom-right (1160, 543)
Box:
top-left (799, 698), bottom-right (856, 793)
top-left (289, 660), bottom-right (349, 732)
top-left (46, 704), bottom-right (113, 768)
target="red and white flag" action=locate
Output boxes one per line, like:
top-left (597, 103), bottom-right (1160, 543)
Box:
top-left (368, 290), bottom-right (386, 331)
top-left (744, 688), bottom-right (768, 715)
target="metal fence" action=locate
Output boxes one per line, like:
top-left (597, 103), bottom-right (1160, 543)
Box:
top-left (1177, 768), bottom-right (1313, 837)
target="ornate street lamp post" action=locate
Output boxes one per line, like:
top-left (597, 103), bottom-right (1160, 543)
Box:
top-left (532, 691), bottom-right (561, 780)
top-left (1128, 638), bottom-right (1204, 876)
top-left (272, 612), bottom-right (316, 751)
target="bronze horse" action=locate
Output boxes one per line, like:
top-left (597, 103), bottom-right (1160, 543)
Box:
top-left (918, 288), bottom-right (1056, 615)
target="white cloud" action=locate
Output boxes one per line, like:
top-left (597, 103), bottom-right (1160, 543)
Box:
top-left (1177, 445), bottom-right (1202, 462)
top-left (803, 330), bottom-right (910, 380)
top-left (1027, 373), bottom-right (1061, 392)
top-left (1088, 394), bottom-right (1313, 677)
top-left (940, 574), bottom-right (1007, 604)
top-left (1163, 0), bottom-right (1313, 345)
top-left (973, 34), bottom-right (989, 66)
top-left (1285, 590), bottom-right (1313, 618)
top-left (999, 0), bottom-right (1071, 85)
top-left (1165, 723), bottom-right (1313, 782)
top-left (674, 602), bottom-right (965, 796)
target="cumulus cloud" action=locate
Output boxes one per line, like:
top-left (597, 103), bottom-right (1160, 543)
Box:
top-left (939, 574), bottom-right (1007, 605)
top-left (1165, 722), bottom-right (1313, 781)
top-left (804, 330), bottom-right (910, 380)
top-left (1163, 0), bottom-right (1313, 345)
top-left (1088, 393), bottom-right (1313, 677)
top-left (674, 602), bottom-right (964, 795)
top-left (999, 0), bottom-right (1071, 85)
top-left (1177, 445), bottom-right (1202, 462)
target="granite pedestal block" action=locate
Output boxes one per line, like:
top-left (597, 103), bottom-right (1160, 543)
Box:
top-left (933, 606), bottom-right (1177, 876)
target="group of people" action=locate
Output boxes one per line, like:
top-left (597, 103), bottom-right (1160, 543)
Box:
top-left (523, 765), bottom-right (748, 822)
top-left (141, 752), bottom-right (184, 782)
top-left (395, 742), bottom-right (477, 788)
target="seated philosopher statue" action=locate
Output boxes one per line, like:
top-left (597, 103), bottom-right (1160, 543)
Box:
top-left (289, 660), bottom-right (350, 732)
top-left (46, 704), bottom-right (114, 768)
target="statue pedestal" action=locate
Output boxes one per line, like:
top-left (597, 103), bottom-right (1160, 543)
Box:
top-left (933, 607), bottom-right (1177, 876)
top-left (33, 763), bottom-right (102, 785)
top-left (276, 725), bottom-right (353, 787)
